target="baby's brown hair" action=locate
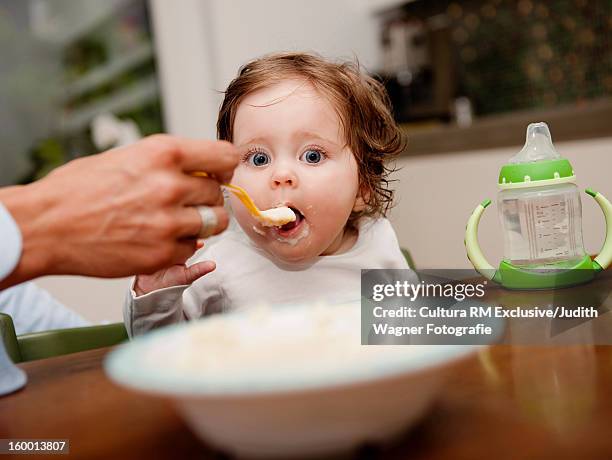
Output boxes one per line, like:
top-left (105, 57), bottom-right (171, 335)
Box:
top-left (217, 52), bottom-right (405, 225)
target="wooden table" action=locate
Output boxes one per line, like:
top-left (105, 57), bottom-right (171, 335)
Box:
top-left (3, 275), bottom-right (612, 459)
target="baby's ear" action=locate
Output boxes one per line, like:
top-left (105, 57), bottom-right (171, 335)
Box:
top-left (353, 186), bottom-right (370, 212)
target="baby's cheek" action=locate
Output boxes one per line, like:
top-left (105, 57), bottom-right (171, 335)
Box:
top-left (314, 188), bottom-right (356, 216)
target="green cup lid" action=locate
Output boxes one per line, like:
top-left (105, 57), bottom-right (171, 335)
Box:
top-left (499, 158), bottom-right (575, 187)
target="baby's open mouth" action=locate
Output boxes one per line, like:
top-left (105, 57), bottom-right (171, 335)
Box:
top-left (278, 207), bottom-right (304, 233)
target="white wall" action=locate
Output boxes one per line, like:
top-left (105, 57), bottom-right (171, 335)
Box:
top-left (388, 137), bottom-right (612, 269)
top-left (148, 0), bottom-right (218, 138)
top-left (149, 0), bottom-right (380, 139)
top-left (35, 276), bottom-right (128, 323)
top-left (204, 0), bottom-right (381, 90)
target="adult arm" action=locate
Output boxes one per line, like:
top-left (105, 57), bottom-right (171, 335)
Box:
top-left (0, 134), bottom-right (239, 289)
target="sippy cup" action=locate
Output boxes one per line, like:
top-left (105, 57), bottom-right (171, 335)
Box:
top-left (465, 122), bottom-right (612, 289)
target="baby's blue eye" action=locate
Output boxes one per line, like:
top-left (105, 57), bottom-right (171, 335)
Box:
top-left (301, 149), bottom-right (323, 164)
top-left (250, 152), bottom-right (270, 166)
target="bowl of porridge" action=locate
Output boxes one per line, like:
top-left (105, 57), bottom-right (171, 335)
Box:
top-left (105, 303), bottom-right (480, 458)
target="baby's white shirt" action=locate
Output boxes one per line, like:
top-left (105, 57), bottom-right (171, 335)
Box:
top-left (124, 218), bottom-right (410, 337)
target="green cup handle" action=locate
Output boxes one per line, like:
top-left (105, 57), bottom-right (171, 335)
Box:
top-left (465, 199), bottom-right (496, 280)
top-left (586, 189), bottom-right (612, 271)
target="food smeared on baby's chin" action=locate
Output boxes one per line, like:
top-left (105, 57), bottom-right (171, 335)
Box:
top-left (252, 225), bottom-right (266, 236)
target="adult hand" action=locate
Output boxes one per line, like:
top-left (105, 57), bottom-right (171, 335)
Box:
top-left (0, 134), bottom-right (239, 289)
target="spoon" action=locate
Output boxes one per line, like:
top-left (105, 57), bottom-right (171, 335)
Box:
top-left (192, 172), bottom-right (296, 227)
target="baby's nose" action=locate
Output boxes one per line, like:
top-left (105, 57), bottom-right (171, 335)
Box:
top-left (271, 169), bottom-right (298, 188)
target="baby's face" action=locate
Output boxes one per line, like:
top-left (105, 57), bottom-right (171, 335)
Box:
top-left (231, 79), bottom-right (362, 263)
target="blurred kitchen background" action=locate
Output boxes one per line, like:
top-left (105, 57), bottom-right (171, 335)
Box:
top-left (1, 0), bottom-right (611, 322)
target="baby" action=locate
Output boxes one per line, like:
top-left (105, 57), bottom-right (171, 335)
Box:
top-left (125, 52), bottom-right (410, 336)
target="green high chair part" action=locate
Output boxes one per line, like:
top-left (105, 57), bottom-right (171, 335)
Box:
top-left (0, 312), bottom-right (20, 363)
top-left (401, 247), bottom-right (415, 269)
top-left (0, 313), bottom-right (128, 363)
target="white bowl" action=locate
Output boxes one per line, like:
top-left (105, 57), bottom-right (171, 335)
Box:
top-left (105, 303), bottom-right (480, 458)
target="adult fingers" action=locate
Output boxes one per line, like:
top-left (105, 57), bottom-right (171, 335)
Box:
top-left (179, 174), bottom-right (225, 207)
top-left (171, 138), bottom-right (240, 183)
top-left (173, 206), bottom-right (230, 239)
top-left (169, 239), bottom-right (199, 265)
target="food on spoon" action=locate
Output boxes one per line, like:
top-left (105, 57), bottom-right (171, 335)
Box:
top-left (258, 206), bottom-right (296, 227)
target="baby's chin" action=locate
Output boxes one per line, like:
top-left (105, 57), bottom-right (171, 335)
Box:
top-left (262, 240), bottom-right (320, 265)
top-left (236, 221), bottom-right (316, 264)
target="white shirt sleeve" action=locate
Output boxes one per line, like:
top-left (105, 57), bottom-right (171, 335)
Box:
top-left (123, 278), bottom-right (189, 338)
top-left (0, 202), bottom-right (22, 282)
top-left (0, 282), bottom-right (90, 335)
top-left (123, 270), bottom-right (225, 338)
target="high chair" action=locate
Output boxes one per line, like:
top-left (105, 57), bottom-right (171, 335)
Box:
top-left (0, 313), bottom-right (127, 363)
